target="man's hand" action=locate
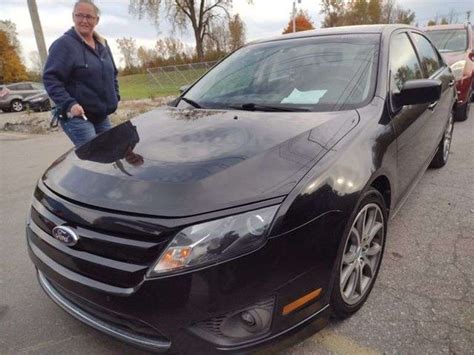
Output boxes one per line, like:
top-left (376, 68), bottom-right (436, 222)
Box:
top-left (70, 104), bottom-right (85, 117)
top-left (124, 147), bottom-right (144, 167)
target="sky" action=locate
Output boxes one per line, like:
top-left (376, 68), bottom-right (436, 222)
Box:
top-left (1, 0), bottom-right (473, 69)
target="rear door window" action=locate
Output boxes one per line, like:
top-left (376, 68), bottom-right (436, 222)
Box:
top-left (18, 84), bottom-right (33, 90)
top-left (411, 33), bottom-right (443, 77)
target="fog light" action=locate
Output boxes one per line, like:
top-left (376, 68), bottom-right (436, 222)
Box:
top-left (240, 311), bottom-right (256, 327)
top-left (191, 297), bottom-right (275, 346)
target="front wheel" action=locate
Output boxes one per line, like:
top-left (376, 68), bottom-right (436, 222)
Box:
top-left (41, 101), bottom-right (51, 111)
top-left (430, 112), bottom-right (454, 169)
top-left (331, 188), bottom-right (387, 319)
top-left (11, 99), bottom-right (24, 112)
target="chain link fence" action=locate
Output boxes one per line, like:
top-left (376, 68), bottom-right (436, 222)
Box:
top-left (147, 61), bottom-right (218, 89)
top-left (118, 61), bottom-right (218, 100)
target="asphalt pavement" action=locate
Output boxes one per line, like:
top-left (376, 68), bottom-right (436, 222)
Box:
top-left (0, 107), bottom-right (472, 354)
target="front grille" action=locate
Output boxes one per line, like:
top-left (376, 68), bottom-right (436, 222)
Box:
top-left (28, 185), bottom-right (174, 289)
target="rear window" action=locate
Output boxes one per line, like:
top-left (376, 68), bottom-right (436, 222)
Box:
top-left (184, 34), bottom-right (380, 112)
top-left (426, 29), bottom-right (468, 52)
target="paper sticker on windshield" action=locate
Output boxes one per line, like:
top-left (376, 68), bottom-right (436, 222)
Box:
top-left (281, 89), bottom-right (327, 104)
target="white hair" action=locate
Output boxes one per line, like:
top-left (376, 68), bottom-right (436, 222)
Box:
top-left (73, 0), bottom-right (100, 16)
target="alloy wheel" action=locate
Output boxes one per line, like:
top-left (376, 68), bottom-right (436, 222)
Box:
top-left (340, 203), bottom-right (384, 305)
top-left (12, 100), bottom-right (23, 112)
top-left (443, 113), bottom-right (454, 162)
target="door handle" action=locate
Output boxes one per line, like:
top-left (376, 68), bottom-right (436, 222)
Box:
top-left (428, 101), bottom-right (438, 110)
top-left (449, 80), bottom-right (455, 87)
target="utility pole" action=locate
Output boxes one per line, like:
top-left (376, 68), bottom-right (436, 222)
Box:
top-left (27, 0), bottom-right (47, 68)
top-left (292, 0), bottom-right (302, 33)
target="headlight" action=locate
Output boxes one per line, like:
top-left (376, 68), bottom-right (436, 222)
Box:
top-left (450, 60), bottom-right (466, 81)
top-left (149, 205), bottom-right (279, 276)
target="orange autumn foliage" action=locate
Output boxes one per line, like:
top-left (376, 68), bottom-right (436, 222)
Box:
top-left (0, 30), bottom-right (28, 83)
top-left (282, 10), bottom-right (315, 34)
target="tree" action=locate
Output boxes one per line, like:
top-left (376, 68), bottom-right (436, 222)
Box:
top-left (345, 0), bottom-right (368, 25)
top-left (321, 0), bottom-right (416, 27)
top-left (367, 0), bottom-right (381, 24)
top-left (381, 0), bottom-right (415, 25)
top-left (228, 14), bottom-right (245, 51)
top-left (282, 9), bottom-right (315, 34)
top-left (427, 19), bottom-right (437, 26)
top-left (29, 50), bottom-right (42, 74)
top-left (0, 30), bottom-right (28, 83)
top-left (0, 20), bottom-right (21, 55)
top-left (320, 0), bottom-right (345, 27)
top-left (130, 0), bottom-right (247, 60)
top-left (137, 46), bottom-right (157, 68)
top-left (435, 9), bottom-right (458, 25)
top-left (116, 37), bottom-right (138, 69)
top-left (394, 7), bottom-right (415, 25)
top-left (205, 18), bottom-right (229, 55)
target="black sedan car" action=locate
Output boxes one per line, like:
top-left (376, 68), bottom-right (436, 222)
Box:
top-left (27, 25), bottom-right (455, 353)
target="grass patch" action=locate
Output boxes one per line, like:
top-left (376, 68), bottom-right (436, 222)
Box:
top-left (118, 68), bottom-right (208, 100)
top-left (118, 74), bottom-right (177, 100)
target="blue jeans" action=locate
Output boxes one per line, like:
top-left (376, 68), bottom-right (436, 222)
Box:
top-left (60, 116), bottom-right (112, 147)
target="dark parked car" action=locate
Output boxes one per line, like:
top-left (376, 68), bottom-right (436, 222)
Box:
top-left (424, 23), bottom-right (474, 121)
top-left (24, 92), bottom-right (52, 112)
top-left (0, 81), bottom-right (45, 112)
top-left (27, 25), bottom-right (455, 354)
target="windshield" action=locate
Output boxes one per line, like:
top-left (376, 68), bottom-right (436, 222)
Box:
top-left (426, 29), bottom-right (468, 52)
top-left (182, 34), bottom-right (380, 112)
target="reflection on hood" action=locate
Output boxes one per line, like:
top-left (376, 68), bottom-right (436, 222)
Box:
top-left (75, 121), bottom-right (139, 164)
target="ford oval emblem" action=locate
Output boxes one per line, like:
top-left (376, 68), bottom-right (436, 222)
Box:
top-left (52, 226), bottom-right (79, 246)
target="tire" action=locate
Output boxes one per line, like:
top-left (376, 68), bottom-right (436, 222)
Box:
top-left (454, 101), bottom-right (470, 121)
top-left (331, 188), bottom-right (387, 319)
top-left (11, 99), bottom-right (24, 112)
top-left (42, 101), bottom-right (51, 112)
top-left (429, 111), bottom-right (454, 169)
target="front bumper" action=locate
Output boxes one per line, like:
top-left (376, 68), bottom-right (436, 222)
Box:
top-left (28, 222), bottom-right (334, 354)
top-left (455, 76), bottom-right (473, 104)
top-left (37, 270), bottom-right (171, 352)
top-left (27, 183), bottom-right (342, 353)
top-left (36, 269), bottom-right (330, 353)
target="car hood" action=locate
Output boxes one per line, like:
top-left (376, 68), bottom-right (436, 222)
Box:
top-left (440, 51), bottom-right (466, 66)
top-left (43, 106), bottom-right (358, 217)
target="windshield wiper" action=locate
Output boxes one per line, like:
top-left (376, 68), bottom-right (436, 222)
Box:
top-left (180, 96), bottom-right (202, 108)
top-left (228, 103), bottom-right (310, 112)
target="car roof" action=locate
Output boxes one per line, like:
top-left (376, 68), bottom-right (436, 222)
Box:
top-left (248, 24), bottom-right (416, 45)
top-left (423, 23), bottom-right (469, 31)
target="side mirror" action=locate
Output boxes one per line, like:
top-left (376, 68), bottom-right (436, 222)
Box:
top-left (179, 85), bottom-right (190, 94)
top-left (394, 79), bottom-right (442, 106)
